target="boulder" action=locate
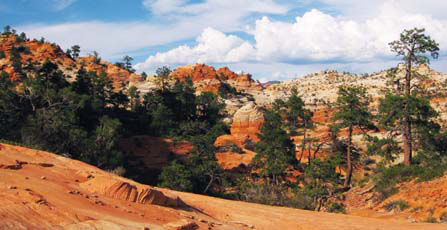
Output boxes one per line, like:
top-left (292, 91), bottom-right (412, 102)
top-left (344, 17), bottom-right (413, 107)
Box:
top-left (229, 101), bottom-right (264, 144)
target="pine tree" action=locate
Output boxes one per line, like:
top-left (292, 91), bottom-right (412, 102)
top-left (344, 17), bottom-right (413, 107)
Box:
top-left (251, 109), bottom-right (295, 185)
top-left (71, 45), bottom-right (81, 58)
top-left (333, 85), bottom-right (375, 188)
top-left (387, 28), bottom-right (439, 166)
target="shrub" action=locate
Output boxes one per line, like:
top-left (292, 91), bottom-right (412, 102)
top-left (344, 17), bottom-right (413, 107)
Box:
top-left (109, 166), bottom-right (126, 177)
top-left (327, 202), bottom-right (346, 213)
top-left (384, 199), bottom-right (409, 212)
top-left (424, 215), bottom-right (438, 223)
top-left (374, 155), bottom-right (447, 200)
top-left (235, 181), bottom-right (315, 210)
top-left (439, 212), bottom-right (447, 223)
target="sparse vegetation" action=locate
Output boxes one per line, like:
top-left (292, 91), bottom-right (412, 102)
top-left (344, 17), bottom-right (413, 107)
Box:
top-left (383, 199), bottom-right (409, 212)
top-left (327, 202), bottom-right (346, 213)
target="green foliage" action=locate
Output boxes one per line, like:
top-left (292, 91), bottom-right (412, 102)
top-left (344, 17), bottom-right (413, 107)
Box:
top-left (378, 94), bottom-right (438, 130)
top-left (159, 133), bottom-right (225, 194)
top-left (439, 212), bottom-right (447, 223)
top-left (333, 85), bottom-right (375, 187)
top-left (122, 55), bottom-right (135, 73)
top-left (141, 72), bottom-right (148, 80)
top-left (374, 151), bottom-right (447, 200)
top-left (83, 116), bottom-right (124, 169)
top-left (92, 51), bottom-right (101, 64)
top-left (2, 25), bottom-right (12, 36)
top-left (251, 109), bottom-right (295, 184)
top-left (155, 66), bottom-right (171, 91)
top-left (301, 156), bottom-right (342, 210)
top-left (71, 45), bottom-right (80, 58)
top-left (367, 136), bottom-right (401, 163)
top-left (389, 28), bottom-right (439, 65)
top-left (0, 72), bottom-right (26, 139)
top-left (386, 28), bottom-right (440, 166)
top-left (0, 50), bottom-right (5, 59)
top-left (285, 88), bottom-right (312, 132)
top-left (127, 86), bottom-right (140, 111)
top-left (235, 181), bottom-right (315, 210)
top-left (158, 160), bottom-right (194, 192)
top-left (327, 202), bottom-right (346, 213)
top-left (384, 199), bottom-right (409, 212)
top-left (424, 215), bottom-right (438, 223)
top-left (334, 85), bottom-right (374, 130)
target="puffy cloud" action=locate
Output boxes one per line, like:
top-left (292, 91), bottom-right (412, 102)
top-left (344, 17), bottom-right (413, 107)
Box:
top-left (18, 21), bottom-right (201, 59)
top-left (136, 2), bottom-right (447, 79)
top-left (253, 3), bottom-right (447, 61)
top-left (135, 27), bottom-right (256, 70)
top-left (18, 0), bottom-right (289, 60)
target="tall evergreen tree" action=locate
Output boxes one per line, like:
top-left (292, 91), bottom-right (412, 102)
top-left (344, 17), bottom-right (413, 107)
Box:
top-left (71, 45), bottom-right (81, 58)
top-left (155, 66), bottom-right (171, 91)
top-left (387, 28), bottom-right (439, 165)
top-left (333, 85), bottom-right (375, 188)
top-left (251, 109), bottom-right (296, 185)
top-left (123, 55), bottom-right (134, 73)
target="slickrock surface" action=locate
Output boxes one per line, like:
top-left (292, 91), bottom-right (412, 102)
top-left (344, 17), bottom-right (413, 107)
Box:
top-left (1, 143), bottom-right (444, 229)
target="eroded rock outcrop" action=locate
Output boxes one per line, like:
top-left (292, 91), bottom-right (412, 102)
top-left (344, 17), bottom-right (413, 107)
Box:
top-left (0, 34), bottom-right (141, 91)
top-left (215, 101), bottom-right (264, 147)
top-left (80, 176), bottom-right (185, 207)
top-left (169, 64), bottom-right (263, 94)
top-left (214, 102), bottom-right (264, 169)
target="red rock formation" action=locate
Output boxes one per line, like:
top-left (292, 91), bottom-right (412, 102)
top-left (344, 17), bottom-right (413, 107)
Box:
top-left (80, 177), bottom-right (184, 207)
top-left (170, 64), bottom-right (263, 94)
top-left (214, 102), bottom-right (264, 169)
top-left (215, 102), bottom-right (264, 148)
top-left (0, 35), bottom-right (141, 91)
top-left (229, 101), bottom-right (264, 143)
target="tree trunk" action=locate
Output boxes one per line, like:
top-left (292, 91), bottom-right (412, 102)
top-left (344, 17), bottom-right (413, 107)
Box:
top-left (299, 123), bottom-right (307, 163)
top-left (403, 56), bottom-right (413, 166)
top-left (307, 140), bottom-right (312, 166)
top-left (402, 117), bottom-right (412, 166)
top-left (203, 174), bottom-right (214, 194)
top-left (344, 125), bottom-right (353, 188)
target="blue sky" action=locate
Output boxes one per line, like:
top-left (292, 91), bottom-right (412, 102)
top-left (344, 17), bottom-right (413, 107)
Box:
top-left (2, 0), bottom-right (447, 82)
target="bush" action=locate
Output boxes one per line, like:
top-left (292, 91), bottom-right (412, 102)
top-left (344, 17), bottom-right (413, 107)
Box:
top-left (327, 202), bottom-right (346, 213)
top-left (384, 199), bottom-right (409, 212)
top-left (439, 212), bottom-right (447, 223)
top-left (109, 166), bottom-right (126, 177)
top-left (374, 154), bottom-right (447, 200)
top-left (424, 215), bottom-right (438, 223)
top-left (235, 181), bottom-right (315, 210)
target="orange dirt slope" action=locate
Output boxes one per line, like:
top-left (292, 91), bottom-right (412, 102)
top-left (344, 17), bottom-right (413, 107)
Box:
top-left (0, 143), bottom-right (444, 229)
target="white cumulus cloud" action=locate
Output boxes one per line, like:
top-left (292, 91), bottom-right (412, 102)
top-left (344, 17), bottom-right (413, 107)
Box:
top-left (135, 27), bottom-right (256, 70)
top-left (135, 1), bottom-right (447, 80)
